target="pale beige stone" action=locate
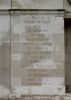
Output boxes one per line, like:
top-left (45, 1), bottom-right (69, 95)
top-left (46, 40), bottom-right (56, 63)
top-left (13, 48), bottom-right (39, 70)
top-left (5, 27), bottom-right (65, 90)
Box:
top-left (12, 0), bottom-right (63, 9)
top-left (0, 42), bottom-right (11, 92)
top-left (0, 0), bottom-right (11, 9)
top-left (0, 15), bottom-right (10, 93)
top-left (0, 15), bottom-right (10, 42)
top-left (11, 12), bottom-right (65, 94)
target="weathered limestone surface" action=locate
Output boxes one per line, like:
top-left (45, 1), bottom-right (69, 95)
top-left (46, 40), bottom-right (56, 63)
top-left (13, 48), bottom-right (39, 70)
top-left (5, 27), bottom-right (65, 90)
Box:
top-left (12, 0), bottom-right (63, 9)
top-left (0, 0), bottom-right (11, 9)
top-left (11, 12), bottom-right (65, 95)
top-left (64, 0), bottom-right (71, 12)
top-left (1, 95), bottom-right (71, 100)
top-left (0, 0), bottom-right (64, 10)
top-left (1, 0), bottom-right (71, 10)
top-left (0, 15), bottom-right (10, 95)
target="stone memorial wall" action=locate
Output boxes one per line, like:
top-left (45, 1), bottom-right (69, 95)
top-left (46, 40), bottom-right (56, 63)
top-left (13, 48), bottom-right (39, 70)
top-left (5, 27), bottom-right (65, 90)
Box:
top-left (11, 11), bottom-right (65, 95)
top-left (0, 0), bottom-right (67, 97)
top-left (0, 11), bottom-right (65, 95)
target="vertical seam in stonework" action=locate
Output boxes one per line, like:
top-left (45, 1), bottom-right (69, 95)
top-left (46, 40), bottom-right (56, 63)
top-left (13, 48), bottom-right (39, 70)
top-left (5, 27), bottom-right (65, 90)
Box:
top-left (10, 12), bottom-right (11, 93)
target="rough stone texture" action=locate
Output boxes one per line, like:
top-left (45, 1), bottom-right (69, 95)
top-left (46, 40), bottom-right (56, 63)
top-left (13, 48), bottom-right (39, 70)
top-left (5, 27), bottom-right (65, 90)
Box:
top-left (64, 0), bottom-right (71, 12)
top-left (0, 15), bottom-right (10, 95)
top-left (0, 0), bottom-right (65, 10)
top-left (1, 95), bottom-right (71, 100)
top-left (0, 0), bottom-right (11, 9)
top-left (11, 12), bottom-right (65, 95)
top-left (12, 0), bottom-right (63, 9)
top-left (0, 0), bottom-right (67, 96)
